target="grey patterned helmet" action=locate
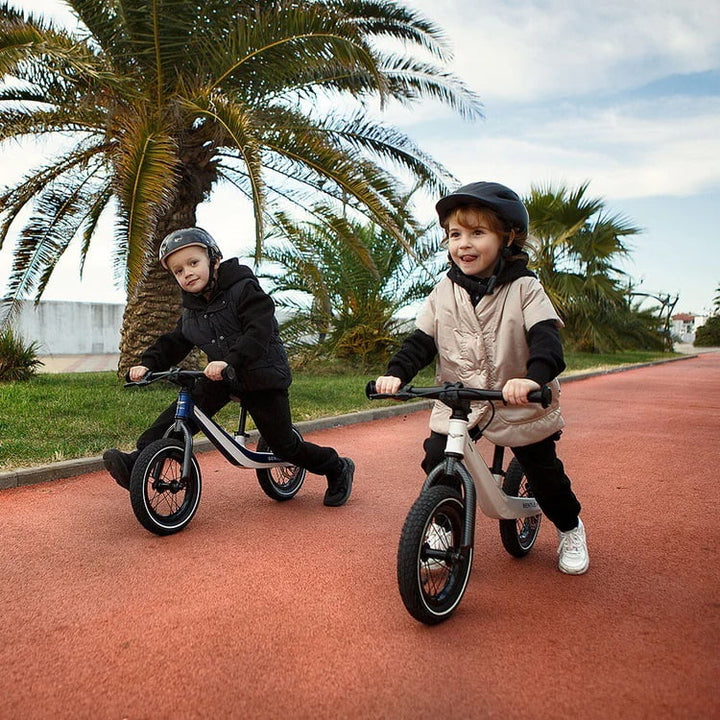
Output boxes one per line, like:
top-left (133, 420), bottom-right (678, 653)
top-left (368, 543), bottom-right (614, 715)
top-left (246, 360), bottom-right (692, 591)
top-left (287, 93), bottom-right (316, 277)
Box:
top-left (158, 227), bottom-right (222, 268)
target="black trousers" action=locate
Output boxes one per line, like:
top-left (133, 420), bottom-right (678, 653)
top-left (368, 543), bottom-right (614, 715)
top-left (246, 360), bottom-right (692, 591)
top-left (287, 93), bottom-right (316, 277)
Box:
top-left (421, 431), bottom-right (581, 532)
top-left (137, 379), bottom-right (341, 477)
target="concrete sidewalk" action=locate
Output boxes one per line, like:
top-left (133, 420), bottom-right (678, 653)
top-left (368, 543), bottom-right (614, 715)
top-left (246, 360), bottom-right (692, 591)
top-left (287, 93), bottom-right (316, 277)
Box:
top-left (37, 353), bottom-right (120, 373)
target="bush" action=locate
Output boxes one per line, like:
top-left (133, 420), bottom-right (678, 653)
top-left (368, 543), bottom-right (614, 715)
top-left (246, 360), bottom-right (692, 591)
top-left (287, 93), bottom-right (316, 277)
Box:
top-left (0, 328), bottom-right (43, 382)
top-left (694, 316), bottom-right (720, 347)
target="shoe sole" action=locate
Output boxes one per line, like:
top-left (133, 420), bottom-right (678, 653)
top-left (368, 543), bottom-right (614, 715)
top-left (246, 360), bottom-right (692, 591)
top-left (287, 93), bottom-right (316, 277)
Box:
top-left (559, 559), bottom-right (590, 575)
top-left (102, 452), bottom-right (131, 490)
top-left (323, 459), bottom-right (354, 507)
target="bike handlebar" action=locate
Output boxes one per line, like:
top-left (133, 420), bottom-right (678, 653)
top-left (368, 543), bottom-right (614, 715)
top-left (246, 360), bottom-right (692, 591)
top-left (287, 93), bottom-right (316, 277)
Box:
top-left (365, 380), bottom-right (552, 408)
top-left (124, 364), bottom-right (237, 388)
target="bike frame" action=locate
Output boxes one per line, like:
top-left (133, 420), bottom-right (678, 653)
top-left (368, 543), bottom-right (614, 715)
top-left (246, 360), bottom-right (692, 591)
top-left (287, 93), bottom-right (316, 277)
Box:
top-left (422, 414), bottom-right (541, 549)
top-left (167, 386), bottom-right (295, 480)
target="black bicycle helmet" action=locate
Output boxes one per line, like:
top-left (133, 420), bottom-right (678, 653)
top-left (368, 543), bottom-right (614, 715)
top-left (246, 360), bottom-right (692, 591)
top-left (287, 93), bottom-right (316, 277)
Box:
top-left (158, 227), bottom-right (222, 269)
top-left (435, 181), bottom-right (529, 234)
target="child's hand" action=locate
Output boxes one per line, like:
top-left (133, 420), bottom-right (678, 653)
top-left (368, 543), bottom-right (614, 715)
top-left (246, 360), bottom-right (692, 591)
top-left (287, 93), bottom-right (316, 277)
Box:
top-left (204, 361), bottom-right (228, 381)
top-left (502, 378), bottom-right (540, 405)
top-left (375, 375), bottom-right (403, 395)
top-left (128, 365), bottom-right (149, 382)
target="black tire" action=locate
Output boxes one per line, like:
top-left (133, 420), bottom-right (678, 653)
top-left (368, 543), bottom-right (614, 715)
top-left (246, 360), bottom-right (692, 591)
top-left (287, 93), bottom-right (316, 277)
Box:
top-left (255, 426), bottom-right (306, 501)
top-left (499, 457), bottom-right (542, 557)
top-left (129, 439), bottom-right (202, 536)
top-left (397, 485), bottom-right (473, 625)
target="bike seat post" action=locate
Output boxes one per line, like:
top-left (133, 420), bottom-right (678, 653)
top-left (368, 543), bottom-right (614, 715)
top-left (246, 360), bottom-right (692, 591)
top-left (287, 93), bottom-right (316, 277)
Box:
top-left (491, 445), bottom-right (505, 475)
top-left (235, 404), bottom-right (250, 447)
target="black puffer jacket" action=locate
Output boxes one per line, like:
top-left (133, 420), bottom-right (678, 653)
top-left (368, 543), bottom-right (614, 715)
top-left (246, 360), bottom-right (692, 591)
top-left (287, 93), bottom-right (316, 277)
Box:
top-left (140, 258), bottom-right (291, 392)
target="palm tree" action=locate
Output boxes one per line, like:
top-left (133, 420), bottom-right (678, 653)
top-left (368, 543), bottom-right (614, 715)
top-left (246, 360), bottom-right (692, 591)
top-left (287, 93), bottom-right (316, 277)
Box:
top-left (524, 182), bottom-right (661, 352)
top-left (0, 0), bottom-right (481, 372)
top-left (258, 203), bottom-right (444, 368)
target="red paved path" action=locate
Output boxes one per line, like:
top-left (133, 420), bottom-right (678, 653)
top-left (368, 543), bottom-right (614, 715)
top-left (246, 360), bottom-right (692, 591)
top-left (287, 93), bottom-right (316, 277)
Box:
top-left (1, 355), bottom-right (718, 719)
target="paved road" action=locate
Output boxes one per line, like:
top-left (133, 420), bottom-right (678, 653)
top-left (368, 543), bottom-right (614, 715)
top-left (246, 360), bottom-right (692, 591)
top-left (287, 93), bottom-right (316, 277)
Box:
top-left (1, 354), bottom-right (718, 719)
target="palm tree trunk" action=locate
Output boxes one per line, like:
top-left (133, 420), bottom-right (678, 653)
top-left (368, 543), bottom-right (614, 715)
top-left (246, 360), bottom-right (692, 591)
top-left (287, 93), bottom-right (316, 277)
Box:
top-left (118, 259), bottom-right (182, 375)
top-left (117, 210), bottom-right (199, 376)
top-left (117, 134), bottom-right (218, 375)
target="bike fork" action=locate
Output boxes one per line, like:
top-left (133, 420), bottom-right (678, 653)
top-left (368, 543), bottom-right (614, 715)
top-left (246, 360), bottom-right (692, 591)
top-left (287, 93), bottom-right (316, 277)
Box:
top-left (424, 458), bottom-right (477, 551)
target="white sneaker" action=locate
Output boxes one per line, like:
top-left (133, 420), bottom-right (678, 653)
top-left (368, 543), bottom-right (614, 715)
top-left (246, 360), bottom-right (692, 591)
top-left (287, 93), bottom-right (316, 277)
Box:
top-left (423, 522), bottom-right (452, 571)
top-left (557, 518), bottom-right (589, 575)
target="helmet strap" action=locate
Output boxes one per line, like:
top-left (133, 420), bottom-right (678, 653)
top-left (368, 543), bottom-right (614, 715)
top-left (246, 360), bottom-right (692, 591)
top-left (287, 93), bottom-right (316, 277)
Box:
top-left (486, 243), bottom-right (511, 295)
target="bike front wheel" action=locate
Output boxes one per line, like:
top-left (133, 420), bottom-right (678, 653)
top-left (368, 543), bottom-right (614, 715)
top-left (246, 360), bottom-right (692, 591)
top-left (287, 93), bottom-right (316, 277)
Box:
top-left (499, 457), bottom-right (542, 557)
top-left (255, 426), bottom-right (306, 501)
top-left (129, 439), bottom-right (202, 536)
top-left (397, 485), bottom-right (473, 625)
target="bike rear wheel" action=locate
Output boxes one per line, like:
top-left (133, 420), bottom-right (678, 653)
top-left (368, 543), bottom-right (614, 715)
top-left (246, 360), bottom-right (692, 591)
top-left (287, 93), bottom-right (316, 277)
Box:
top-left (255, 426), bottom-right (306, 501)
top-left (397, 485), bottom-right (472, 625)
top-left (130, 439), bottom-right (202, 535)
top-left (499, 457), bottom-right (542, 557)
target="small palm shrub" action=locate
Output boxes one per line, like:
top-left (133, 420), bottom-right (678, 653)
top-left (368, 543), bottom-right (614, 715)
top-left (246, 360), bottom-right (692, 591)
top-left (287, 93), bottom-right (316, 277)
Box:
top-left (0, 328), bottom-right (43, 382)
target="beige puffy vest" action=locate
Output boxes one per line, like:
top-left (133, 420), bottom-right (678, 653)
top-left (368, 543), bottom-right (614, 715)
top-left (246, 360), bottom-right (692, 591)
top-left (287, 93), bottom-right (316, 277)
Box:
top-left (415, 275), bottom-right (565, 447)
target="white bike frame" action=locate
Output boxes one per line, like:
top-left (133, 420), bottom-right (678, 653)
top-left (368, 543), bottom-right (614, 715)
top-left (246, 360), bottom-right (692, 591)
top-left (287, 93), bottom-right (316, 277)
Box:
top-left (191, 405), bottom-right (294, 469)
top-left (423, 415), bottom-right (542, 550)
top-left (444, 417), bottom-right (541, 521)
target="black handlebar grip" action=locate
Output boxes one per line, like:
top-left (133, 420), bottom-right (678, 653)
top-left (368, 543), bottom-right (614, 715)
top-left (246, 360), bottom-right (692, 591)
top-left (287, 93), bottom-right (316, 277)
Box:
top-left (222, 365), bottom-right (237, 383)
top-left (365, 380), bottom-right (377, 398)
top-left (528, 385), bottom-right (553, 408)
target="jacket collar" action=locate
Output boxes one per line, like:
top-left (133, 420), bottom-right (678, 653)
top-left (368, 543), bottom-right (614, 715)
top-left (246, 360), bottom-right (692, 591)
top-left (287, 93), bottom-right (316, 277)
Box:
top-left (447, 253), bottom-right (536, 306)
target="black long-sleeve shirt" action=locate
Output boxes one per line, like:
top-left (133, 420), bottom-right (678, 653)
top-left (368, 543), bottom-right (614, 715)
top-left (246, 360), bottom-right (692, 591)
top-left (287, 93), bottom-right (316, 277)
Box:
top-left (385, 256), bottom-right (565, 386)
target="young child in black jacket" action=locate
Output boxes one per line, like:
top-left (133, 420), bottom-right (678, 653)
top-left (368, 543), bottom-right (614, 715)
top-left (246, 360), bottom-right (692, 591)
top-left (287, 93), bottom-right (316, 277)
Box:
top-left (103, 227), bottom-right (354, 507)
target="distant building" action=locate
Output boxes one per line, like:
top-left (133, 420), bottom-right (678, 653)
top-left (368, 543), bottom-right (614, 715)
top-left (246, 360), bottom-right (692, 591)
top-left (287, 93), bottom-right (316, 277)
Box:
top-left (671, 313), bottom-right (708, 344)
top-left (11, 300), bottom-right (124, 355)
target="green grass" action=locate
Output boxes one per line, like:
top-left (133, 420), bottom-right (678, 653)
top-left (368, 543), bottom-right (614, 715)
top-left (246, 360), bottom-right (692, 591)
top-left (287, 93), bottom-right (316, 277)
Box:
top-left (0, 351), bottom-right (676, 471)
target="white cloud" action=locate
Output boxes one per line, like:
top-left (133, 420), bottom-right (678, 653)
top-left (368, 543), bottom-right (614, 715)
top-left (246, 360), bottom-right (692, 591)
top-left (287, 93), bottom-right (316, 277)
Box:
top-left (390, 90), bottom-right (720, 202)
top-left (2, 0), bottom-right (718, 313)
top-left (406, 0), bottom-right (720, 101)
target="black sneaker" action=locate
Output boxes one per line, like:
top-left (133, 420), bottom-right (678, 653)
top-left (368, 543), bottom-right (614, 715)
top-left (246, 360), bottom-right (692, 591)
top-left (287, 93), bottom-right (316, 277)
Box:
top-left (102, 449), bottom-right (136, 490)
top-left (323, 458), bottom-right (354, 507)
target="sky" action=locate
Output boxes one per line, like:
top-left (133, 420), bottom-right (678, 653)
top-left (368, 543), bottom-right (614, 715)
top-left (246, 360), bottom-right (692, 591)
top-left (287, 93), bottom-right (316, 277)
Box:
top-left (1, 0), bottom-right (719, 315)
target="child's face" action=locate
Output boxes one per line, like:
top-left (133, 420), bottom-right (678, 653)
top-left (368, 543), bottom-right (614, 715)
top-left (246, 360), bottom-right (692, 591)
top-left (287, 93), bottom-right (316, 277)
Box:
top-left (166, 246), bottom-right (214, 293)
top-left (447, 209), bottom-right (507, 278)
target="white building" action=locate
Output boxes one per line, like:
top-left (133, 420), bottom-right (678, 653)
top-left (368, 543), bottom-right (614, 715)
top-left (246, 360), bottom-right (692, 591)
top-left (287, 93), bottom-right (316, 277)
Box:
top-left (671, 313), bottom-right (708, 344)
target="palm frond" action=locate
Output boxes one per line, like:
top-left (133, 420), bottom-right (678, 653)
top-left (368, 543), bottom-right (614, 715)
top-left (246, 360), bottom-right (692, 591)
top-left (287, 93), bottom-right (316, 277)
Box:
top-left (3, 163), bottom-right (110, 305)
top-left (0, 140), bottom-right (108, 248)
top-left (205, 4), bottom-right (385, 98)
top-left (112, 109), bottom-right (181, 288)
top-left (182, 93), bottom-right (266, 256)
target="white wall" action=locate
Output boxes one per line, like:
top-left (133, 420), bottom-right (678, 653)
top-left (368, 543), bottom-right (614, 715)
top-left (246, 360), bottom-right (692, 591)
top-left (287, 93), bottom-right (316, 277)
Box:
top-left (13, 301), bottom-right (124, 355)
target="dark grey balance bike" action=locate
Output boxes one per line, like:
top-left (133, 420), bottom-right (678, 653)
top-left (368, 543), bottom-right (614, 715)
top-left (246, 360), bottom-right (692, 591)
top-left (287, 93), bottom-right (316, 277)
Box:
top-left (124, 367), bottom-right (305, 535)
top-left (367, 381), bottom-right (552, 625)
